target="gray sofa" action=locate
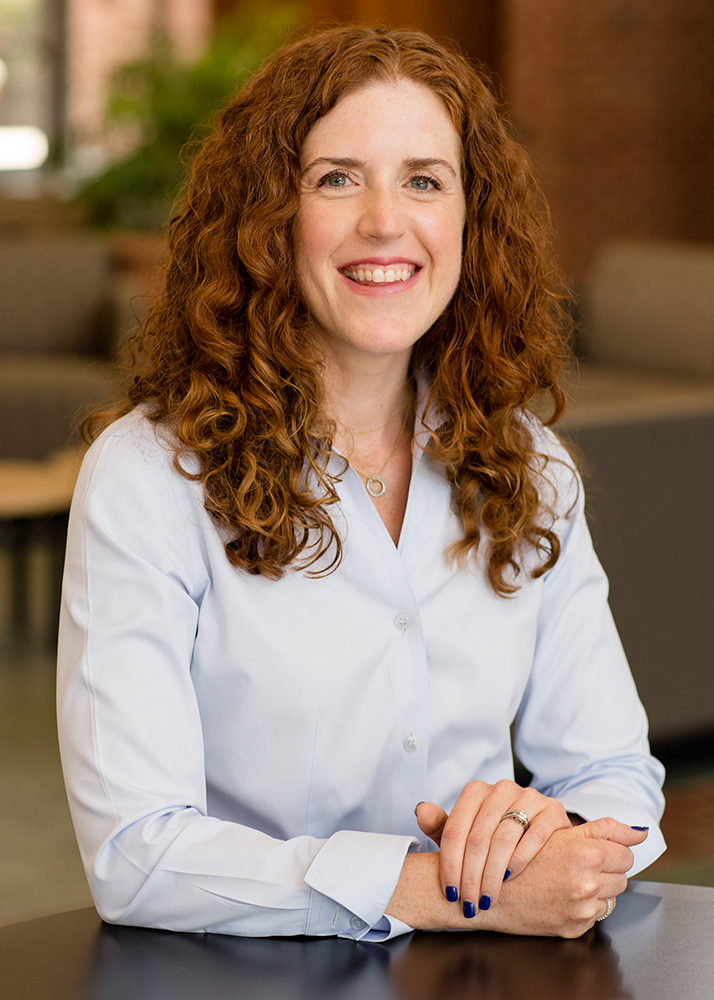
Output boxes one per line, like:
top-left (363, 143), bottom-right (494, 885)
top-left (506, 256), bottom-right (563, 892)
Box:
top-left (560, 365), bottom-right (714, 741)
top-left (565, 241), bottom-right (714, 742)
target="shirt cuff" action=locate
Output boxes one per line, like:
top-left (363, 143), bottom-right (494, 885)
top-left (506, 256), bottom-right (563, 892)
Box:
top-left (304, 830), bottom-right (418, 939)
top-left (557, 791), bottom-right (666, 875)
top-left (363, 913), bottom-right (415, 941)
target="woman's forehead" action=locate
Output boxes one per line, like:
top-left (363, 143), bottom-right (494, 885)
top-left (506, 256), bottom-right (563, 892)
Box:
top-left (300, 79), bottom-right (461, 166)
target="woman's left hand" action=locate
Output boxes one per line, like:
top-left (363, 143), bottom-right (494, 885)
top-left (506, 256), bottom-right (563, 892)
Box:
top-left (415, 780), bottom-right (572, 913)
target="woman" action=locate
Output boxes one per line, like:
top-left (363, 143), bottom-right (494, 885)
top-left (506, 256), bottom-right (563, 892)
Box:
top-left (57, 25), bottom-right (665, 940)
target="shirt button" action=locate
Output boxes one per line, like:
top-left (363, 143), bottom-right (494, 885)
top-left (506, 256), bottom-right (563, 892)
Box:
top-left (403, 731), bottom-right (420, 752)
top-left (350, 916), bottom-right (368, 931)
top-left (394, 612), bottom-right (410, 631)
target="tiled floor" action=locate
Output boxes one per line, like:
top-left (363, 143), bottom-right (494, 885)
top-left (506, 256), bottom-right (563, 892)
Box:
top-left (1, 547), bottom-right (713, 927)
top-left (0, 545), bottom-right (93, 926)
top-left (0, 647), bottom-right (93, 926)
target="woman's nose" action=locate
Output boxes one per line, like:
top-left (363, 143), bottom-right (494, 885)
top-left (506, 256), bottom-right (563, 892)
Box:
top-left (357, 186), bottom-right (406, 242)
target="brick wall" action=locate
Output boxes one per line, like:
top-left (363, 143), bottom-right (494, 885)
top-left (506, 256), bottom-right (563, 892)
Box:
top-left (501, 0), bottom-right (714, 283)
top-left (307, 0), bottom-right (498, 67)
top-left (66, 0), bottom-right (212, 165)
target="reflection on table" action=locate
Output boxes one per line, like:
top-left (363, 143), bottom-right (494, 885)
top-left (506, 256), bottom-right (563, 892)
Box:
top-left (2, 882), bottom-right (714, 1000)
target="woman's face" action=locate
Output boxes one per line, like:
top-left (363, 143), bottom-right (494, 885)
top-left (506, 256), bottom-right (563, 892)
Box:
top-left (295, 78), bottom-right (466, 368)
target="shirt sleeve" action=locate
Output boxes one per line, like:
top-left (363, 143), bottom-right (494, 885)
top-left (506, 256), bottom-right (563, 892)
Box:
top-left (513, 435), bottom-right (666, 875)
top-left (57, 425), bottom-right (416, 938)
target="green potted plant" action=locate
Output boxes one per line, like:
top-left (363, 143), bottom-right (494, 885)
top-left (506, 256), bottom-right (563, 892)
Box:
top-left (74, 3), bottom-right (304, 331)
top-left (77, 3), bottom-right (304, 233)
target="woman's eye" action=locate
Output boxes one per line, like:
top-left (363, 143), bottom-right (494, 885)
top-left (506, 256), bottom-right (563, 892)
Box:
top-left (319, 171), bottom-right (351, 188)
top-left (409, 175), bottom-right (440, 192)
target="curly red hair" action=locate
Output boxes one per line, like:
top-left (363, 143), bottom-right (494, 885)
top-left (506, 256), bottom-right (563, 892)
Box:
top-left (85, 24), bottom-right (572, 595)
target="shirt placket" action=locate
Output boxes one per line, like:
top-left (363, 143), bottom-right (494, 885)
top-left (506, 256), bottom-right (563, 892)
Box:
top-left (342, 452), bottom-right (432, 850)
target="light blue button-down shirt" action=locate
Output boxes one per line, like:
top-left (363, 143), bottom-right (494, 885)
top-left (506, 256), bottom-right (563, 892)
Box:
top-left (57, 402), bottom-right (665, 941)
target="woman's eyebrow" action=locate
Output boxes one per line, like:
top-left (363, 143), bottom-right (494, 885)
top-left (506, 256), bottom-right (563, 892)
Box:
top-left (404, 157), bottom-right (457, 177)
top-left (302, 156), bottom-right (363, 175)
top-left (302, 155), bottom-right (457, 177)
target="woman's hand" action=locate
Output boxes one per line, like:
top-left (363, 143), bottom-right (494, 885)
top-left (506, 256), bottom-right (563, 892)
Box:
top-left (386, 817), bottom-right (648, 937)
top-left (484, 817), bottom-right (645, 937)
top-left (415, 780), bottom-right (573, 914)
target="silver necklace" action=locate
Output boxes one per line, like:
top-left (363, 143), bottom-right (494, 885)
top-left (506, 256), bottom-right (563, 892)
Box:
top-left (349, 403), bottom-right (412, 498)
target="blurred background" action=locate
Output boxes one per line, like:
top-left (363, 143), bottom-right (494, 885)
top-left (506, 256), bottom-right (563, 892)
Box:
top-left (1, 0), bottom-right (713, 925)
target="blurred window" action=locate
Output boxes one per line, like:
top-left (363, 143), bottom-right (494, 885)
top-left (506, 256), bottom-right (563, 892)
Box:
top-left (0, 0), bottom-right (63, 185)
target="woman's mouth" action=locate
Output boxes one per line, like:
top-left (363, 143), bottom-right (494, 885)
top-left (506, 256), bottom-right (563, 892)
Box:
top-left (340, 264), bottom-right (419, 286)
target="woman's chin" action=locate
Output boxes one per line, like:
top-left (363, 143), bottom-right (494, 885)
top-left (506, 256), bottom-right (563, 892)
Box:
top-left (320, 334), bottom-right (422, 365)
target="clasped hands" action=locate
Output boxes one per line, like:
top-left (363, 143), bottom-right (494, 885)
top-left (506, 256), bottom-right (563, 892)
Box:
top-left (386, 779), bottom-right (649, 938)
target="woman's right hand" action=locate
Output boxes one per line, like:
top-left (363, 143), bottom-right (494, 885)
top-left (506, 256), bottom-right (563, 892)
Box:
top-left (386, 817), bottom-right (648, 937)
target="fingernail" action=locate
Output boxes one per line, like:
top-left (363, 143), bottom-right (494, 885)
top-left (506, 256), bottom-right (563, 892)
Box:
top-left (463, 900), bottom-right (476, 919)
top-left (631, 826), bottom-right (649, 831)
top-left (445, 885), bottom-right (458, 902)
top-left (479, 894), bottom-right (491, 911)
top-left (414, 802), bottom-right (425, 817)
top-left (503, 868), bottom-right (511, 881)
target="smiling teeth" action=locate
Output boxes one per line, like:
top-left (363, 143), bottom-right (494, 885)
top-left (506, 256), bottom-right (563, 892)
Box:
top-left (343, 265), bottom-right (416, 284)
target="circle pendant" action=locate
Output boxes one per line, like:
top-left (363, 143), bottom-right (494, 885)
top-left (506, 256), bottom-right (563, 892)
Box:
top-left (366, 475), bottom-right (387, 498)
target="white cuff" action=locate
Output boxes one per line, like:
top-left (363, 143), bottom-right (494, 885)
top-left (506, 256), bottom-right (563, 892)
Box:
top-left (304, 830), bottom-right (418, 938)
top-left (364, 914), bottom-right (415, 941)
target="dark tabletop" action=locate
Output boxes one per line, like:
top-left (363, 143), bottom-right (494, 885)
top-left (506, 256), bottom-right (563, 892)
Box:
top-left (2, 881), bottom-right (714, 1000)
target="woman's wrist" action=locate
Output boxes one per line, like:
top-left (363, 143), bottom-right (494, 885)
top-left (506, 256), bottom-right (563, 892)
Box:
top-left (386, 852), bottom-right (495, 931)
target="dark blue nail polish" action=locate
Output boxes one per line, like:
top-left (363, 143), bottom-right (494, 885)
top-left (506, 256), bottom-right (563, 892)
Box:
top-left (414, 801), bottom-right (425, 817)
top-left (463, 900), bottom-right (476, 919)
top-left (503, 868), bottom-right (511, 881)
top-left (631, 826), bottom-right (649, 831)
top-left (479, 894), bottom-right (491, 911)
top-left (445, 885), bottom-right (458, 902)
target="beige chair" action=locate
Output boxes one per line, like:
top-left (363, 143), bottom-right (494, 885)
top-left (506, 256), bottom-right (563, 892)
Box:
top-left (0, 232), bottom-right (117, 642)
top-left (585, 241), bottom-right (714, 375)
top-left (0, 234), bottom-right (118, 460)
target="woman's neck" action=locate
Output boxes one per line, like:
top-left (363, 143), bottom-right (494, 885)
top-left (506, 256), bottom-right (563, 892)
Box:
top-left (318, 352), bottom-right (416, 545)
top-left (321, 355), bottom-right (414, 449)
